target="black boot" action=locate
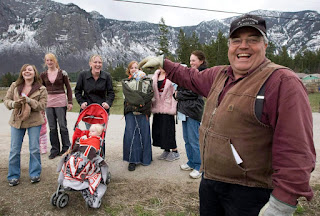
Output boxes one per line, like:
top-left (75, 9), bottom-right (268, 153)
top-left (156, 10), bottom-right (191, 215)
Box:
top-left (128, 163), bottom-right (136, 171)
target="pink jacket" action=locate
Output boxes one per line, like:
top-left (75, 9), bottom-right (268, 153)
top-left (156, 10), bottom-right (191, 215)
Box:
top-left (151, 70), bottom-right (177, 115)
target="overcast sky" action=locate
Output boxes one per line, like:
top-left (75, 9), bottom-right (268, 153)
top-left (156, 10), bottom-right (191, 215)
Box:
top-left (54, 0), bottom-right (320, 27)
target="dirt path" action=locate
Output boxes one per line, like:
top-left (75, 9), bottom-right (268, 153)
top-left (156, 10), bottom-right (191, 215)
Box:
top-left (0, 103), bottom-right (200, 182)
top-left (0, 104), bottom-right (319, 215)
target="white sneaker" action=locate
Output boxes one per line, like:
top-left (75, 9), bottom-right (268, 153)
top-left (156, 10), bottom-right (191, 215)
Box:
top-left (189, 170), bottom-right (202, 179)
top-left (180, 163), bottom-right (193, 171)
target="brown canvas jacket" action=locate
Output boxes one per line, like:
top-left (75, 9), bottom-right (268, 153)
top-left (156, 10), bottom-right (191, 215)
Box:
top-left (4, 82), bottom-right (47, 129)
top-left (199, 61), bottom-right (283, 188)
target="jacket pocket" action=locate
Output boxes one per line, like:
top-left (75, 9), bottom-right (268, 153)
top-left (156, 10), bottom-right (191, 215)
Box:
top-left (200, 127), bottom-right (246, 180)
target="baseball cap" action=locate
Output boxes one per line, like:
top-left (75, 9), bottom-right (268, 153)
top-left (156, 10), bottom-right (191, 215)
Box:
top-left (229, 14), bottom-right (267, 38)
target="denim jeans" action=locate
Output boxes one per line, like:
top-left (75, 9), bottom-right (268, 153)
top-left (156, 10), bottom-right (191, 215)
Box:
top-left (8, 125), bottom-right (42, 180)
top-left (199, 177), bottom-right (272, 216)
top-left (46, 107), bottom-right (71, 155)
top-left (182, 117), bottom-right (201, 171)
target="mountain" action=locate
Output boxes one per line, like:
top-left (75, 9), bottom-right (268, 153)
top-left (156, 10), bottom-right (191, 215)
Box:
top-left (0, 0), bottom-right (320, 75)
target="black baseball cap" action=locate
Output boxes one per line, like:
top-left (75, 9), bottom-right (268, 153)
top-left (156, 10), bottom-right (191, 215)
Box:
top-left (229, 14), bottom-right (267, 38)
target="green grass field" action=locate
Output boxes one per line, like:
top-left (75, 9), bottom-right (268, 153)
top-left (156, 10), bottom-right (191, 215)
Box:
top-left (70, 82), bottom-right (123, 115)
top-left (1, 85), bottom-right (320, 114)
top-left (308, 92), bottom-right (320, 112)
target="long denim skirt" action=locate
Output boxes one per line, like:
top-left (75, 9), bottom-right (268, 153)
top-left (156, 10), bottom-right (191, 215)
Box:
top-left (123, 112), bottom-right (152, 165)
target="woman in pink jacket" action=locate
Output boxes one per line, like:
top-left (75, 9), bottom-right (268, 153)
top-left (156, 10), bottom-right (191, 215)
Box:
top-left (151, 68), bottom-right (179, 161)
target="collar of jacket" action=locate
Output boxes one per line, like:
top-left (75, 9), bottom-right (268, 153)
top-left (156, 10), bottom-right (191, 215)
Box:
top-left (85, 70), bottom-right (107, 80)
top-left (42, 69), bottom-right (62, 76)
top-left (17, 82), bottom-right (42, 96)
top-left (198, 64), bottom-right (207, 71)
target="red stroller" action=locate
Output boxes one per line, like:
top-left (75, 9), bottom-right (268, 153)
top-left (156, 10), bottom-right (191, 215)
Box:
top-left (72, 103), bottom-right (109, 158)
top-left (50, 104), bottom-right (111, 209)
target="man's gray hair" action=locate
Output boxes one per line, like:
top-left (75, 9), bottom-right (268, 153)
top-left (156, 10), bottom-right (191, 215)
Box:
top-left (262, 34), bottom-right (268, 44)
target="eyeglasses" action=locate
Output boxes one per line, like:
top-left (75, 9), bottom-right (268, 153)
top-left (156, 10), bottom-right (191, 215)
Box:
top-left (229, 36), bottom-right (262, 46)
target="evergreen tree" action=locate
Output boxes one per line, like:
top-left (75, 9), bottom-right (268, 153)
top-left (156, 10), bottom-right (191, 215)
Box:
top-left (301, 49), bottom-right (320, 74)
top-left (203, 39), bottom-right (216, 67)
top-left (176, 29), bottom-right (190, 65)
top-left (68, 71), bottom-right (81, 82)
top-left (316, 49), bottom-right (320, 73)
top-left (0, 72), bottom-right (18, 87)
top-left (174, 28), bottom-right (320, 74)
top-left (110, 64), bottom-right (126, 81)
top-left (203, 31), bottom-right (228, 67)
top-left (277, 46), bottom-right (293, 69)
top-left (190, 32), bottom-right (202, 52)
top-left (266, 41), bottom-right (277, 62)
top-left (158, 17), bottom-right (170, 56)
top-left (215, 31), bottom-right (229, 65)
top-left (293, 51), bottom-right (304, 72)
top-left (106, 64), bottom-right (114, 76)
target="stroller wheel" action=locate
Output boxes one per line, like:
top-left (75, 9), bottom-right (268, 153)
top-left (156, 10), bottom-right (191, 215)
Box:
top-left (85, 201), bottom-right (91, 208)
top-left (50, 192), bottom-right (60, 206)
top-left (106, 172), bottom-right (111, 185)
top-left (97, 200), bottom-right (102, 208)
top-left (56, 193), bottom-right (69, 208)
top-left (86, 200), bottom-right (101, 209)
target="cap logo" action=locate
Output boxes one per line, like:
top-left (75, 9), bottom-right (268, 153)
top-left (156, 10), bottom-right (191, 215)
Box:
top-left (238, 17), bottom-right (259, 26)
top-left (229, 14), bottom-right (267, 38)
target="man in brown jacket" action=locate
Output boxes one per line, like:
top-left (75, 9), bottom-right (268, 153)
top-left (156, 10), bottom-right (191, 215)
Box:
top-left (139, 14), bottom-right (316, 216)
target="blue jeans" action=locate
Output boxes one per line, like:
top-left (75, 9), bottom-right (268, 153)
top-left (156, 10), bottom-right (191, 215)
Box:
top-left (46, 107), bottom-right (70, 155)
top-left (182, 117), bottom-right (201, 171)
top-left (199, 177), bottom-right (272, 215)
top-left (8, 125), bottom-right (42, 180)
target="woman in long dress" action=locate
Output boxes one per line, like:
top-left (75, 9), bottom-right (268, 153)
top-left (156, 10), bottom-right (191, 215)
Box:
top-left (122, 61), bottom-right (153, 171)
top-left (151, 68), bottom-right (179, 162)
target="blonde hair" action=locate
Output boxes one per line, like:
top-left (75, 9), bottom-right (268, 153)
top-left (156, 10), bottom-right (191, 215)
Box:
top-left (90, 124), bottom-right (104, 136)
top-left (89, 55), bottom-right (103, 64)
top-left (16, 64), bottom-right (42, 86)
top-left (126, 61), bottom-right (138, 76)
top-left (44, 53), bottom-right (60, 70)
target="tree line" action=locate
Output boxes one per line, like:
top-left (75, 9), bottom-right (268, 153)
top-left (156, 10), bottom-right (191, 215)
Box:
top-left (1, 18), bottom-right (320, 87)
top-left (158, 18), bottom-right (320, 75)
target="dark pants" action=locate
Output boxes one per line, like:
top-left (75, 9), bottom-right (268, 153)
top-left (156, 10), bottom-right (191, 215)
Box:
top-left (199, 176), bottom-right (272, 216)
top-left (46, 107), bottom-right (71, 156)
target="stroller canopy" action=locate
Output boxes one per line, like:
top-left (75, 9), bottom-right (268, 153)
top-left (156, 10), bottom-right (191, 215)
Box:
top-left (76, 104), bottom-right (109, 126)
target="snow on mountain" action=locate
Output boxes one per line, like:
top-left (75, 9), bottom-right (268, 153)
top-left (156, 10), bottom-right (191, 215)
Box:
top-left (0, 0), bottom-right (319, 75)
